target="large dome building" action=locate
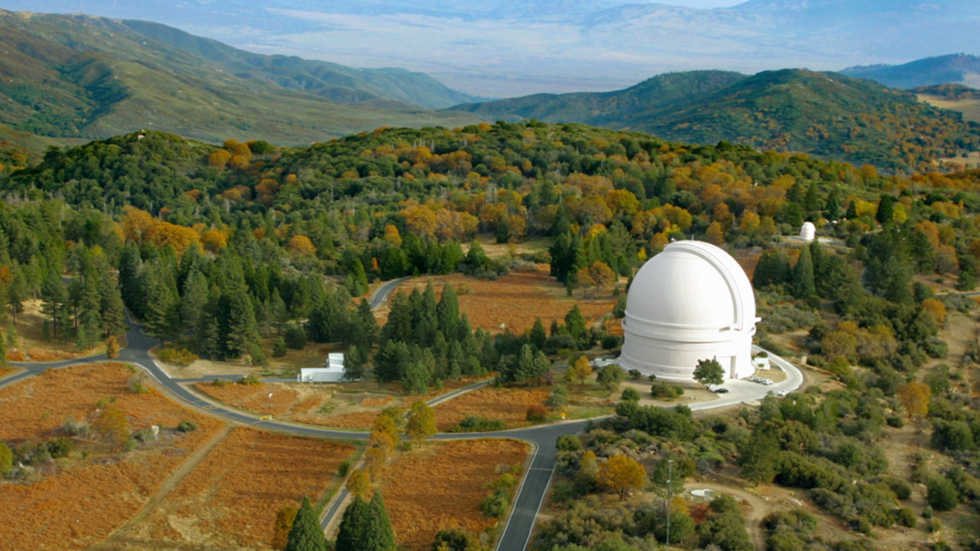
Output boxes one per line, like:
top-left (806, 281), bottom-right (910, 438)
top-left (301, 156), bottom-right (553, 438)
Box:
top-left (618, 241), bottom-right (759, 382)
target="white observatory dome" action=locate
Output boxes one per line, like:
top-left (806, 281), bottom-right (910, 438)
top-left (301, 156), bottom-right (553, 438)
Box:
top-left (800, 222), bottom-right (816, 242)
top-left (619, 241), bottom-right (759, 382)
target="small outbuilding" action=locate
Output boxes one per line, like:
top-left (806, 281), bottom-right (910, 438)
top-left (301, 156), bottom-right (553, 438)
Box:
top-left (800, 221), bottom-right (816, 242)
top-left (298, 353), bottom-right (347, 383)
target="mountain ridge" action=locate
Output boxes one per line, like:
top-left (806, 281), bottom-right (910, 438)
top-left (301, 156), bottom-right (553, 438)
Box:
top-left (0, 10), bottom-right (480, 146)
top-left (449, 68), bottom-right (980, 170)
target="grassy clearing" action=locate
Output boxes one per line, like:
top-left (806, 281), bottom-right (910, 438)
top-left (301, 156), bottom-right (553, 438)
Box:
top-left (376, 439), bottom-right (530, 551)
top-left (0, 363), bottom-right (223, 550)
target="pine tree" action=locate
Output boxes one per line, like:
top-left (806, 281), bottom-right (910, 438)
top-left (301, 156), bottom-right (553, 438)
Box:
top-left (100, 271), bottom-right (127, 338)
top-left (791, 245), bottom-right (816, 299)
top-left (564, 305), bottom-right (587, 344)
top-left (529, 318), bottom-right (547, 351)
top-left (283, 496), bottom-right (328, 551)
top-left (40, 271), bottom-right (67, 340)
top-left (180, 270), bottom-right (210, 334)
top-left (436, 284), bottom-right (460, 338)
top-left (365, 491), bottom-right (397, 551)
top-left (335, 496), bottom-right (370, 551)
top-left (118, 243), bottom-right (143, 316)
top-left (0, 327), bottom-right (6, 367)
top-left (226, 289), bottom-right (259, 358)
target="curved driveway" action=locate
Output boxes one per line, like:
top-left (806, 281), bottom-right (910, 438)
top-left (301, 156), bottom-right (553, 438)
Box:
top-left (1, 279), bottom-right (803, 551)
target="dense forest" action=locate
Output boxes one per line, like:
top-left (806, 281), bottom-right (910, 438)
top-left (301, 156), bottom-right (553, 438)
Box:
top-left (3, 121), bottom-right (980, 548)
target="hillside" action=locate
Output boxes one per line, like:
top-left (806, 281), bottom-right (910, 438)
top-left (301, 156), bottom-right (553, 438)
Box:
top-left (451, 69), bottom-right (980, 170)
top-left (450, 71), bottom-right (747, 127)
top-left (0, 10), bottom-right (479, 146)
top-left (842, 54), bottom-right (980, 89)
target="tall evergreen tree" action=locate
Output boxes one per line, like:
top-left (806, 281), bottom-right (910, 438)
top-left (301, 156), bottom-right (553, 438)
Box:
top-left (225, 289), bottom-right (259, 358)
top-left (529, 317), bottom-right (547, 351)
top-left (791, 245), bottom-right (816, 299)
top-left (180, 270), bottom-right (210, 334)
top-left (100, 271), bottom-right (127, 338)
top-left (284, 496), bottom-right (328, 551)
top-left (364, 491), bottom-right (397, 551)
top-left (436, 284), bottom-right (460, 338)
top-left (335, 496), bottom-right (370, 551)
top-left (40, 271), bottom-right (67, 340)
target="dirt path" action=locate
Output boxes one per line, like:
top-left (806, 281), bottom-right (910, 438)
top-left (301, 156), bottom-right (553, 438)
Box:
top-left (685, 481), bottom-right (772, 551)
top-left (89, 425), bottom-right (234, 549)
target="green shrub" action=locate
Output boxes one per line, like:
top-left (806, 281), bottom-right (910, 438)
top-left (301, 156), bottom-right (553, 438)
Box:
top-left (927, 476), bottom-right (959, 511)
top-left (212, 378), bottom-right (233, 387)
top-left (284, 325), bottom-right (307, 349)
top-left (238, 374), bottom-right (262, 386)
top-left (338, 459), bottom-right (351, 477)
top-left (620, 387), bottom-right (640, 402)
top-left (545, 385), bottom-right (569, 408)
top-left (273, 337), bottom-right (287, 357)
top-left (449, 416), bottom-right (506, 432)
top-left (177, 420), bottom-right (198, 433)
top-left (479, 487), bottom-right (509, 518)
top-left (47, 436), bottom-right (74, 458)
top-left (601, 335), bottom-right (622, 350)
top-left (556, 435), bottom-right (582, 452)
top-left (894, 506), bottom-right (916, 527)
top-left (883, 477), bottom-right (912, 500)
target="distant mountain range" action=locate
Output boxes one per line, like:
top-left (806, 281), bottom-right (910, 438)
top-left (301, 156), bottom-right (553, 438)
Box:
top-left (2, 0), bottom-right (977, 96)
top-left (0, 10), bottom-right (480, 145)
top-left (842, 54), bottom-right (980, 90)
top-left (451, 69), bottom-right (980, 170)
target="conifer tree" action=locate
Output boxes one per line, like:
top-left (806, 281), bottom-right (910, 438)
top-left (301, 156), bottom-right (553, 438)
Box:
top-left (436, 284), bottom-right (460, 338)
top-left (99, 271), bottom-right (127, 338)
top-left (40, 271), bottom-right (68, 340)
top-left (529, 317), bottom-right (547, 351)
top-left (365, 491), bottom-right (397, 551)
top-left (180, 270), bottom-right (210, 334)
top-left (335, 495), bottom-right (370, 551)
top-left (792, 245), bottom-right (816, 299)
top-left (283, 496), bottom-right (328, 551)
top-left (225, 289), bottom-right (259, 358)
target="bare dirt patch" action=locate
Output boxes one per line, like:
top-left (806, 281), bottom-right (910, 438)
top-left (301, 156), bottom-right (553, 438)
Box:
top-left (432, 385), bottom-right (550, 430)
top-left (0, 363), bottom-right (222, 550)
top-left (377, 439), bottom-right (530, 551)
top-left (110, 427), bottom-right (356, 550)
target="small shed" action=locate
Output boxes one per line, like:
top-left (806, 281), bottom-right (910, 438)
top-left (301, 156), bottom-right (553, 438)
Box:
top-left (800, 221), bottom-right (816, 242)
top-left (753, 356), bottom-right (771, 370)
top-left (297, 353), bottom-right (347, 383)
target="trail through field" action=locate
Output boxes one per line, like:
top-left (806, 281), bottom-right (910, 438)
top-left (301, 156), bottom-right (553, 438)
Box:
top-left (88, 425), bottom-right (234, 550)
top-left (685, 481), bottom-right (771, 551)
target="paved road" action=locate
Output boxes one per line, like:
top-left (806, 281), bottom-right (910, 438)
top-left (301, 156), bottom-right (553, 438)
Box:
top-left (369, 277), bottom-right (410, 310)
top-left (2, 292), bottom-right (805, 551)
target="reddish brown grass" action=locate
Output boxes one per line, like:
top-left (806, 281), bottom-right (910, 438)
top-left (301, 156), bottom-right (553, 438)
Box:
top-left (137, 428), bottom-right (355, 549)
top-left (432, 386), bottom-right (550, 430)
top-left (194, 382), bottom-right (299, 416)
top-left (385, 265), bottom-right (617, 334)
top-left (0, 363), bottom-right (222, 550)
top-left (378, 439), bottom-right (529, 551)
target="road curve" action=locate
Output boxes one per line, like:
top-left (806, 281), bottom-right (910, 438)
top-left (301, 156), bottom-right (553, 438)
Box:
top-left (2, 292), bottom-right (805, 551)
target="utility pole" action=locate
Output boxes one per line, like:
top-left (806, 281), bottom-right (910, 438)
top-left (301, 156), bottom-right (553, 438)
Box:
top-left (665, 458), bottom-right (674, 548)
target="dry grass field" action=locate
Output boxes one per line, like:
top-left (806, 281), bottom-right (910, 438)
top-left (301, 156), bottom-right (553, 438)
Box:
top-left (193, 376), bottom-right (491, 429)
top-left (0, 363), bottom-right (222, 550)
top-left (379, 264), bottom-right (618, 334)
top-left (377, 439), bottom-right (530, 551)
top-left (432, 386), bottom-right (551, 430)
top-left (919, 94), bottom-right (980, 124)
top-left (115, 427), bottom-right (356, 550)
top-left (2, 299), bottom-right (107, 361)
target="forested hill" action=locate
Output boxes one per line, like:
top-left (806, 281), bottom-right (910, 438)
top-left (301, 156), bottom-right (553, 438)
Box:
top-left (0, 10), bottom-right (479, 146)
top-left (842, 54), bottom-right (980, 90)
top-left (450, 69), bottom-right (980, 171)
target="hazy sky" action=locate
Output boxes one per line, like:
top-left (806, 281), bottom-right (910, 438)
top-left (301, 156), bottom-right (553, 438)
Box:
top-left (654, 0), bottom-right (744, 7)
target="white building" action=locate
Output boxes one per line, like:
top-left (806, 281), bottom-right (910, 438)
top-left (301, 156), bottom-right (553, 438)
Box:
top-left (753, 355), bottom-right (771, 370)
top-left (800, 221), bottom-right (816, 242)
top-left (618, 241), bottom-right (760, 382)
top-left (298, 353), bottom-right (347, 383)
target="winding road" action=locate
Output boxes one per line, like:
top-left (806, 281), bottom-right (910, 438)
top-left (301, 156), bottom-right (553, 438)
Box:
top-left (1, 275), bottom-right (803, 551)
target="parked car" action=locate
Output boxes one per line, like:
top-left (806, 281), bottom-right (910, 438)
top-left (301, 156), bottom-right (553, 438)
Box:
top-left (714, 387), bottom-right (729, 394)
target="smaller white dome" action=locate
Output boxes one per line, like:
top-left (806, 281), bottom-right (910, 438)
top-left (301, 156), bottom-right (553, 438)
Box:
top-left (800, 222), bottom-right (816, 242)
